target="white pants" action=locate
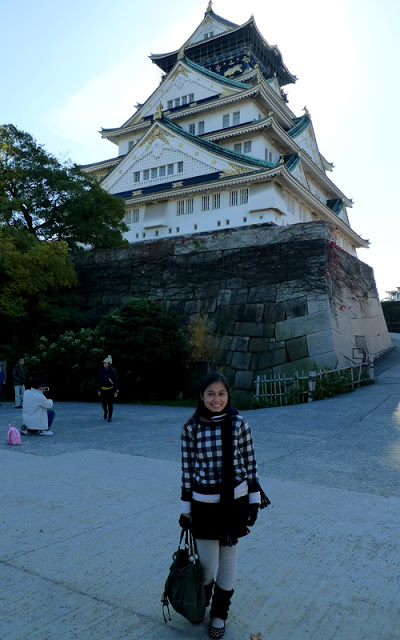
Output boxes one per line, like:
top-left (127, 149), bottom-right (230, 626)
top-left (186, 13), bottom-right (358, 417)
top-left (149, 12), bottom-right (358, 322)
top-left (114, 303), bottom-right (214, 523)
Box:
top-left (14, 385), bottom-right (25, 407)
top-left (196, 539), bottom-right (239, 591)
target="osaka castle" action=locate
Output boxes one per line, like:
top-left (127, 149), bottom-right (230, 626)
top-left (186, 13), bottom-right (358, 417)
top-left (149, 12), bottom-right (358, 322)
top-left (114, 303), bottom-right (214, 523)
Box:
top-left (83, 2), bottom-right (367, 256)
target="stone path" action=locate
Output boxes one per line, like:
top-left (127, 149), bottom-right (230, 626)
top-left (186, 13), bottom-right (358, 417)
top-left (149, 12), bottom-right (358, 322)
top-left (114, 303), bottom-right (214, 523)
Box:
top-left (1, 336), bottom-right (400, 639)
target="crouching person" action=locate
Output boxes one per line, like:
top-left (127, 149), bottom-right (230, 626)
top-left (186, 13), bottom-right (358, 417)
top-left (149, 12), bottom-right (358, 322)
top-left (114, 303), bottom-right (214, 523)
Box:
top-left (21, 378), bottom-right (55, 436)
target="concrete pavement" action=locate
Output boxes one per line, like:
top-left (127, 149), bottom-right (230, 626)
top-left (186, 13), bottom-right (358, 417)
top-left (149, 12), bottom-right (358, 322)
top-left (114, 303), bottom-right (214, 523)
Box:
top-left (1, 337), bottom-right (400, 640)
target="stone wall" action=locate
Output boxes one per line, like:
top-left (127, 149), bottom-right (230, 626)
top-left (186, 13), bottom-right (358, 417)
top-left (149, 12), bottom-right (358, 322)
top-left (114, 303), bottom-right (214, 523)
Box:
top-left (73, 221), bottom-right (391, 398)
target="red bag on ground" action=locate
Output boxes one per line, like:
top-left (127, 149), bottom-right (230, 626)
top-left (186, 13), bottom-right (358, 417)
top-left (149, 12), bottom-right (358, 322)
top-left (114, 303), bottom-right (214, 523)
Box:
top-left (6, 424), bottom-right (21, 446)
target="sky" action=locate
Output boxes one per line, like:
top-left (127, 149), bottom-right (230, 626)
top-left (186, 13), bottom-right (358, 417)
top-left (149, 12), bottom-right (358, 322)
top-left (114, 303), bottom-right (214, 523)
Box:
top-left (2, 0), bottom-right (399, 299)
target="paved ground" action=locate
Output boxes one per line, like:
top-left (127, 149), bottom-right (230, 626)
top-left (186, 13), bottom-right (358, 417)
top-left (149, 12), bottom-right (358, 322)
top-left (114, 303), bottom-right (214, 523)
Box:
top-left (1, 335), bottom-right (400, 640)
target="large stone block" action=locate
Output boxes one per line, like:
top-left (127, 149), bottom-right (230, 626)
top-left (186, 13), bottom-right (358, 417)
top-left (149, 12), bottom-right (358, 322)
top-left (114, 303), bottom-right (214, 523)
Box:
top-left (231, 352), bottom-right (252, 370)
top-left (286, 296), bottom-right (307, 319)
top-left (286, 336), bottom-right (309, 362)
top-left (264, 301), bottom-right (286, 323)
top-left (307, 330), bottom-right (336, 356)
top-left (258, 348), bottom-right (288, 369)
top-left (276, 309), bottom-right (332, 341)
top-left (237, 303), bottom-right (265, 322)
top-left (235, 322), bottom-right (275, 338)
top-left (231, 336), bottom-right (250, 352)
top-left (234, 370), bottom-right (255, 390)
top-left (248, 284), bottom-right (277, 303)
top-left (249, 338), bottom-right (270, 352)
top-left (230, 289), bottom-right (249, 304)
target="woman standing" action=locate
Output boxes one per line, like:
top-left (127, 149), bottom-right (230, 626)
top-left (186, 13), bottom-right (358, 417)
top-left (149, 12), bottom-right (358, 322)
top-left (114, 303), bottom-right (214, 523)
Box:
top-left (180, 373), bottom-right (261, 639)
top-left (97, 355), bottom-right (118, 422)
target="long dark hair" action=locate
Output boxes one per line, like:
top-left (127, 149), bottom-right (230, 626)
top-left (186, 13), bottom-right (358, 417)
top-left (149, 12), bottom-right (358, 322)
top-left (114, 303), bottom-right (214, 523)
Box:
top-left (192, 372), bottom-right (231, 420)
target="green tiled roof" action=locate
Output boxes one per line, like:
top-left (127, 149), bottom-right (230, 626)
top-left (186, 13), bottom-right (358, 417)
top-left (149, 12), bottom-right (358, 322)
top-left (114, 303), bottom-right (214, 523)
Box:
top-left (287, 114), bottom-right (311, 138)
top-left (160, 114), bottom-right (277, 170)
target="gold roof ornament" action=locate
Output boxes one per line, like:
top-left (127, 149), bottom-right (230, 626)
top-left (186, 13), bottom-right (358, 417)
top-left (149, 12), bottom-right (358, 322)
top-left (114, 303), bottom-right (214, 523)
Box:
top-left (303, 105), bottom-right (311, 117)
top-left (177, 46), bottom-right (185, 60)
top-left (206, 0), bottom-right (213, 13)
top-left (154, 102), bottom-right (163, 120)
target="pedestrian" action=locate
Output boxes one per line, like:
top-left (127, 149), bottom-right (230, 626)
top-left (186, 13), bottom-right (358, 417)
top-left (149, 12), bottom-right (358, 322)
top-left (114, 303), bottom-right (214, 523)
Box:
top-left (97, 355), bottom-right (118, 422)
top-left (179, 372), bottom-right (261, 639)
top-left (0, 363), bottom-right (5, 405)
top-left (21, 378), bottom-right (55, 436)
top-left (12, 357), bottom-right (26, 408)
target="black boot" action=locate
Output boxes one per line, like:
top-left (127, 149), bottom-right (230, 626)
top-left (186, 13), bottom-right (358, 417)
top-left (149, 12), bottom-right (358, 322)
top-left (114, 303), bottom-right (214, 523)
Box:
top-left (204, 580), bottom-right (214, 607)
top-left (209, 585), bottom-right (234, 639)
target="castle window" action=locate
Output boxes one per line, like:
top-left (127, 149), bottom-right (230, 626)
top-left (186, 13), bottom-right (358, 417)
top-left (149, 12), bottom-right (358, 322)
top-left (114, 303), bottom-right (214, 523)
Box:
top-left (142, 232), bottom-right (146, 238)
top-left (143, 169), bottom-right (150, 180)
top-left (177, 161), bottom-right (184, 173)
top-left (194, 224), bottom-right (198, 230)
top-left (240, 188), bottom-right (249, 204)
top-left (243, 216), bottom-right (247, 222)
top-left (128, 141), bottom-right (135, 151)
top-left (243, 141), bottom-right (252, 153)
top-left (233, 111), bottom-right (240, 125)
top-left (167, 163), bottom-right (174, 175)
top-left (174, 98), bottom-right (181, 108)
top-left (234, 143), bottom-right (242, 154)
top-left (265, 149), bottom-right (273, 163)
top-left (188, 93), bottom-right (194, 102)
top-left (225, 219), bottom-right (230, 225)
top-left (168, 228), bottom-right (172, 234)
top-left (176, 227), bottom-right (180, 232)
top-left (177, 198), bottom-right (193, 215)
top-left (189, 123), bottom-right (196, 135)
top-left (181, 95), bottom-right (188, 105)
top-left (151, 167), bottom-right (157, 179)
top-left (136, 233), bottom-right (139, 238)
top-left (223, 114), bottom-right (230, 128)
top-left (230, 190), bottom-right (239, 206)
top-left (212, 193), bottom-right (221, 209)
top-left (198, 121), bottom-right (205, 134)
top-left (155, 230), bottom-right (159, 237)
top-left (202, 195), bottom-right (210, 211)
top-left (217, 220), bottom-right (221, 226)
top-left (125, 208), bottom-right (139, 224)
top-left (167, 100), bottom-right (173, 109)
top-left (134, 171), bottom-right (140, 183)
top-left (159, 165), bottom-right (166, 177)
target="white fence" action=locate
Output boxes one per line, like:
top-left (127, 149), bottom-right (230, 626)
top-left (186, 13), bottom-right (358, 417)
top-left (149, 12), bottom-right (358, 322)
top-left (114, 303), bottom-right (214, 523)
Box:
top-left (255, 357), bottom-right (374, 406)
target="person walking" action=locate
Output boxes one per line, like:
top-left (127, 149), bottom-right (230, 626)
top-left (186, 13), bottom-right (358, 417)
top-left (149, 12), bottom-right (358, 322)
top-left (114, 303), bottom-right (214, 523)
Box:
top-left (12, 357), bottom-right (26, 408)
top-left (21, 378), bottom-right (55, 436)
top-left (97, 355), bottom-right (118, 422)
top-left (179, 372), bottom-right (261, 639)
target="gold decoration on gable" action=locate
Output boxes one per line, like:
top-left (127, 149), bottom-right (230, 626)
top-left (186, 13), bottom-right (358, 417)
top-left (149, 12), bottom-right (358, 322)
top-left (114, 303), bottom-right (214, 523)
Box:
top-left (132, 189), bottom-right (142, 196)
top-left (145, 127), bottom-right (171, 151)
top-left (219, 163), bottom-right (255, 178)
top-left (172, 181), bottom-right (184, 188)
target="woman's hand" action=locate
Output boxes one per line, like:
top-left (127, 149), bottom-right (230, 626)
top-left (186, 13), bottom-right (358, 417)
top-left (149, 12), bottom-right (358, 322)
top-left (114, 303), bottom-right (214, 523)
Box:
top-left (97, 391), bottom-right (101, 397)
top-left (247, 504), bottom-right (259, 526)
top-left (179, 513), bottom-right (192, 530)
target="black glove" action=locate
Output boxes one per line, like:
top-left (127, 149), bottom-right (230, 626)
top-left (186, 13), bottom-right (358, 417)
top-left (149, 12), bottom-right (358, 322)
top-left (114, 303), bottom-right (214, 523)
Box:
top-left (179, 514), bottom-right (192, 531)
top-left (247, 503), bottom-right (259, 526)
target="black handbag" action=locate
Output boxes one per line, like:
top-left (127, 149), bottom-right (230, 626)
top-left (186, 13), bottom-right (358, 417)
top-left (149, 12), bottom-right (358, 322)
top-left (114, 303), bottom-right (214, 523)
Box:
top-left (162, 528), bottom-right (206, 624)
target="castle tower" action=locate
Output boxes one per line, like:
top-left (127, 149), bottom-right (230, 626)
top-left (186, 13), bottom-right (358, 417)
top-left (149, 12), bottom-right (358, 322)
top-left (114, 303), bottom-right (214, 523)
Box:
top-left (83, 3), bottom-right (368, 256)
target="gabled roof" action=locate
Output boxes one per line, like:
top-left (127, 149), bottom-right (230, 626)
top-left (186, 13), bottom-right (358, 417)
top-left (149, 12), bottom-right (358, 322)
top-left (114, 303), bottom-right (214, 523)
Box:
top-left (182, 4), bottom-right (238, 48)
top-left (150, 11), bottom-right (296, 87)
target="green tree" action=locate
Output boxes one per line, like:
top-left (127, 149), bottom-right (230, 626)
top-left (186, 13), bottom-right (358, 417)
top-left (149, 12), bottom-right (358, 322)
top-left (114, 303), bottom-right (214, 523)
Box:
top-left (96, 298), bottom-right (189, 399)
top-left (0, 226), bottom-right (77, 319)
top-left (25, 298), bottom-right (190, 401)
top-left (0, 124), bottom-right (129, 249)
